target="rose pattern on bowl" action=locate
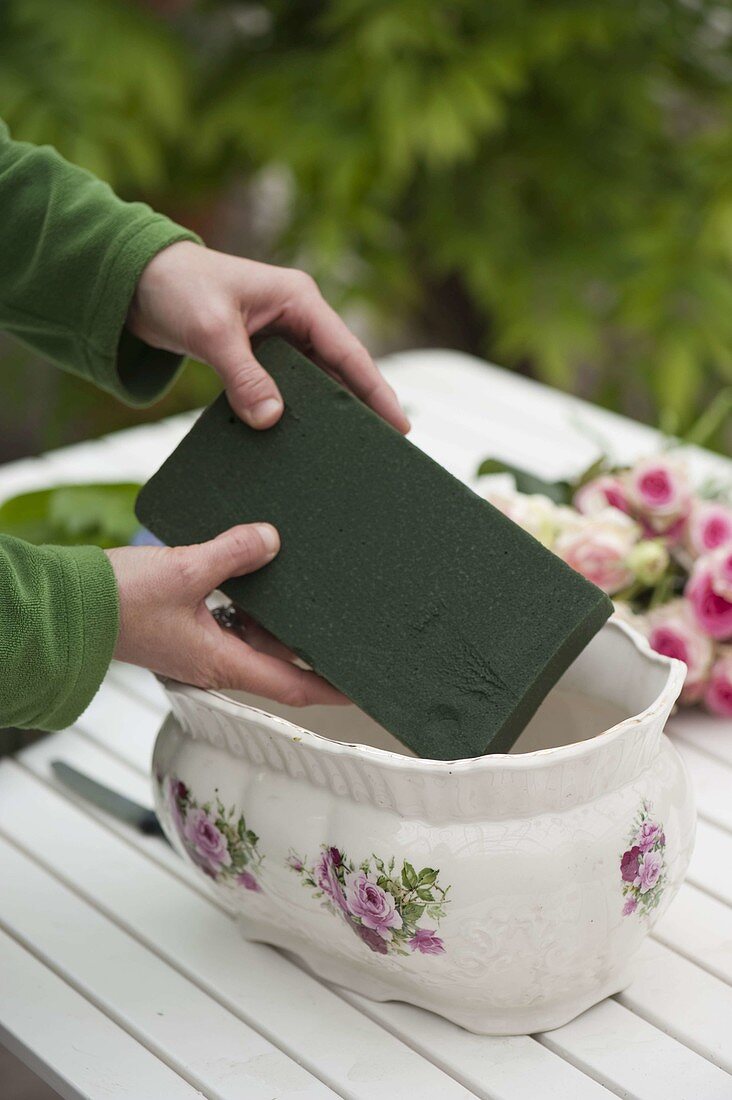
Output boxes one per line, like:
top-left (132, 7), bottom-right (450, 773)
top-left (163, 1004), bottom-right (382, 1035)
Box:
top-left (620, 800), bottom-right (666, 918)
top-left (163, 775), bottom-right (264, 892)
top-left (288, 846), bottom-right (449, 956)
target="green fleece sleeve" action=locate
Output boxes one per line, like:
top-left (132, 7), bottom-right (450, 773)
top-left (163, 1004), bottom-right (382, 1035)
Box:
top-left (0, 537), bottom-right (119, 730)
top-left (0, 119), bottom-right (201, 404)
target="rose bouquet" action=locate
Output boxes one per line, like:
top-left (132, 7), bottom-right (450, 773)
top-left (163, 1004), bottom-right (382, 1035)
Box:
top-left (288, 845), bottom-right (450, 957)
top-left (477, 451), bottom-right (732, 716)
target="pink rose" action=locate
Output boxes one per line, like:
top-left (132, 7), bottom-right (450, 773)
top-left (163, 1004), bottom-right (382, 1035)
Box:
top-left (574, 475), bottom-right (629, 516)
top-left (638, 850), bottom-right (662, 894)
top-left (620, 846), bottom-right (641, 883)
top-left (686, 501), bottom-right (732, 558)
top-left (704, 650), bottom-right (732, 717)
top-left (408, 928), bottom-right (446, 955)
top-left (646, 600), bottom-right (714, 702)
top-left (626, 457), bottom-right (691, 534)
top-left (686, 553), bottom-right (732, 640)
top-left (636, 821), bottom-right (662, 853)
top-left (315, 847), bottom-right (348, 913)
top-left (622, 897), bottom-right (638, 916)
top-left (236, 870), bottom-right (262, 892)
top-left (183, 808), bottom-right (231, 874)
top-left (555, 515), bottom-right (636, 594)
top-left (344, 871), bottom-right (402, 936)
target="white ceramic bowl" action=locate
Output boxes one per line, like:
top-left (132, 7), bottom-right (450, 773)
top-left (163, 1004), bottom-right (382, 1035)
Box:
top-left (153, 618), bottom-right (694, 1034)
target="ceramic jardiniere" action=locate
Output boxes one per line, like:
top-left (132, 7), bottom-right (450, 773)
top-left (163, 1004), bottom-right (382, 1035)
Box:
top-left (152, 618), bottom-right (694, 1035)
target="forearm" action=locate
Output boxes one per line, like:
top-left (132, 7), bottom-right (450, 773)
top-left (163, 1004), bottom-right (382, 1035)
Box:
top-left (0, 536), bottom-right (119, 730)
top-left (0, 120), bottom-right (200, 405)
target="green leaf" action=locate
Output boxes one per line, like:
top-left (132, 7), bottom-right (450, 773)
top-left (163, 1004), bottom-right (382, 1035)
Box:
top-left (476, 459), bottom-right (572, 504)
top-left (401, 902), bottom-right (424, 922)
top-left (0, 483), bottom-right (142, 548)
top-left (417, 867), bottom-right (438, 885)
top-left (401, 861), bottom-right (418, 890)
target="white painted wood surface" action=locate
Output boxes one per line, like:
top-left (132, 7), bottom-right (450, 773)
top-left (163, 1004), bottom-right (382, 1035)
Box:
top-left (1, 348), bottom-right (732, 1099)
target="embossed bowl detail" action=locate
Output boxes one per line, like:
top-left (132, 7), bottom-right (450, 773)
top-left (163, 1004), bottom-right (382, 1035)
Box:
top-left (152, 618), bottom-right (694, 1034)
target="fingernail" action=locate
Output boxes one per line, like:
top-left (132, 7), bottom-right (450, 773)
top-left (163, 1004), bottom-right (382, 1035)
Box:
top-left (256, 523), bottom-right (280, 556)
top-left (248, 398), bottom-right (283, 428)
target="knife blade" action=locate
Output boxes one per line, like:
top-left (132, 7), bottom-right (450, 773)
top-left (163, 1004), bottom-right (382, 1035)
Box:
top-left (51, 760), bottom-right (169, 842)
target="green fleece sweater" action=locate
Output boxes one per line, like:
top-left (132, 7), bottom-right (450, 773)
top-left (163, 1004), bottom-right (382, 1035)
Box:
top-left (0, 121), bottom-right (199, 731)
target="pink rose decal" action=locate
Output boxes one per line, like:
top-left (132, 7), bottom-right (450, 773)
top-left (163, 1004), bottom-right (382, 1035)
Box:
top-left (236, 870), bottom-right (262, 892)
top-left (687, 502), bottom-right (732, 558)
top-left (620, 801), bottom-right (666, 918)
top-left (159, 776), bottom-right (264, 891)
top-left (290, 847), bottom-right (450, 958)
top-left (408, 928), bottom-right (446, 955)
top-left (345, 871), bottom-right (402, 937)
top-left (315, 847), bottom-right (348, 913)
top-left (184, 808), bottom-right (232, 873)
top-left (704, 649), bottom-right (732, 716)
top-left (626, 456), bottom-right (691, 535)
top-left (620, 845), bottom-right (641, 883)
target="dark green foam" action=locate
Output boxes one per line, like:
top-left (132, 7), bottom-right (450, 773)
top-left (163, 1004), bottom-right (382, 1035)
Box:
top-left (136, 337), bottom-right (612, 759)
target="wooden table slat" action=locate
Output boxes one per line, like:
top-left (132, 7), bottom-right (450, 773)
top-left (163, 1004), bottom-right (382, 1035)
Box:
top-left (0, 831), bottom-right (337, 1100)
top-left (0, 761), bottom-right (479, 1100)
top-left (0, 928), bottom-right (203, 1100)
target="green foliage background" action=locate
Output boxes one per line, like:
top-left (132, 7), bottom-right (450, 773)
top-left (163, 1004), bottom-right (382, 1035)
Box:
top-left (3, 0), bottom-right (732, 454)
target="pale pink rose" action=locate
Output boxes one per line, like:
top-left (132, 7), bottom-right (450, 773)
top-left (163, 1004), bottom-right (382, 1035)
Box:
top-left (183, 808), bottom-right (231, 873)
top-left (344, 871), bottom-right (402, 936)
top-left (686, 501), bottom-right (732, 558)
top-left (574, 475), bottom-right (629, 516)
top-left (554, 514), bottom-right (636, 594)
top-left (637, 850), bottom-right (662, 894)
top-left (704, 650), bottom-right (732, 717)
top-left (626, 456), bottom-right (691, 534)
top-left (708, 547), bottom-right (732, 602)
top-left (686, 554), bottom-right (732, 640)
top-left (646, 600), bottom-right (714, 701)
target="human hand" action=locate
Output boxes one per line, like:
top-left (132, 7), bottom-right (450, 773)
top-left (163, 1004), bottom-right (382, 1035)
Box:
top-left (106, 523), bottom-right (345, 705)
top-left (127, 241), bottom-right (409, 433)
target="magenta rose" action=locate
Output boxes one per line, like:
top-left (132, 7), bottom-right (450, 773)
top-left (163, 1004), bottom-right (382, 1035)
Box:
top-left (622, 897), bottom-right (638, 916)
top-left (620, 845), bottom-right (641, 883)
top-left (626, 457), bottom-right (691, 534)
top-left (638, 850), bottom-right (662, 894)
top-left (704, 650), bottom-right (732, 717)
top-left (236, 870), bottom-right (262, 892)
top-left (687, 501), bottom-right (732, 558)
top-left (408, 928), bottom-right (446, 955)
top-left (686, 554), bottom-right (732, 640)
top-left (636, 821), bottom-right (662, 853)
top-left (348, 918), bottom-right (389, 954)
top-left (344, 871), bottom-right (402, 936)
top-left (315, 848), bottom-right (348, 913)
top-left (574, 475), bottom-right (630, 517)
top-left (183, 807), bottom-right (231, 874)
top-left (646, 600), bottom-right (714, 702)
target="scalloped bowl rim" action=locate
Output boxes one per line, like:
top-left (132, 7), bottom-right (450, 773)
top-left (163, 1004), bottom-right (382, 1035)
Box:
top-left (160, 618), bottom-right (686, 774)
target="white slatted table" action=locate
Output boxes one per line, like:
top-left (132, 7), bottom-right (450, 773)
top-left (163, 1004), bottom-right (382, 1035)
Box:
top-left (1, 350), bottom-right (732, 1100)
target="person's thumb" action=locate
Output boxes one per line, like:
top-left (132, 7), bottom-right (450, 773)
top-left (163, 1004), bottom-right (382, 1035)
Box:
top-left (202, 319), bottom-right (284, 429)
top-left (178, 524), bottom-right (280, 599)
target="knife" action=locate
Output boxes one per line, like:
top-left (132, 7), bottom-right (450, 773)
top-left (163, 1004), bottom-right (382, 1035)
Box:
top-left (51, 760), bottom-right (170, 843)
